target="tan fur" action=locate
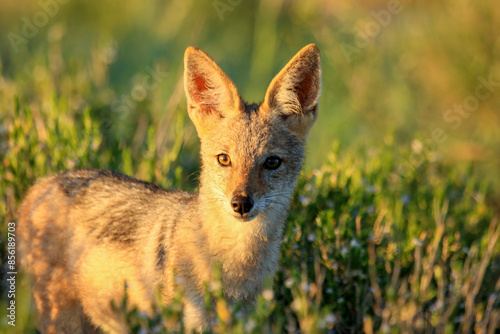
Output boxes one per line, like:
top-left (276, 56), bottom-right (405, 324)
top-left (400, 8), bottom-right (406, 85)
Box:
top-left (17, 44), bottom-right (321, 333)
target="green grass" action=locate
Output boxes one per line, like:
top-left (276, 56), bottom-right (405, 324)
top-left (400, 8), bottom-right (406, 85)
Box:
top-left (1, 93), bottom-right (499, 332)
top-left (1, 0), bottom-right (500, 332)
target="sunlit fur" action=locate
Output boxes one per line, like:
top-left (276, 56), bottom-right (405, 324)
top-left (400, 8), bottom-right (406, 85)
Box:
top-left (17, 44), bottom-right (321, 333)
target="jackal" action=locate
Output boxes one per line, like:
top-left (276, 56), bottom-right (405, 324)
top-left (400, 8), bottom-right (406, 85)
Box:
top-left (17, 44), bottom-right (321, 333)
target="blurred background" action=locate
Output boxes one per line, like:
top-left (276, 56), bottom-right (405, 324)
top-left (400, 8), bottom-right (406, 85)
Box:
top-left (1, 0), bottom-right (500, 331)
top-left (1, 0), bottom-right (499, 183)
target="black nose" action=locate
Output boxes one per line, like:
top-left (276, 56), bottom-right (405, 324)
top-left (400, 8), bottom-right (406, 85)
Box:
top-left (231, 195), bottom-right (254, 215)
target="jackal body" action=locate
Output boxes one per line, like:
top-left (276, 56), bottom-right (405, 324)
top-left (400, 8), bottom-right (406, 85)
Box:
top-left (18, 44), bottom-right (321, 333)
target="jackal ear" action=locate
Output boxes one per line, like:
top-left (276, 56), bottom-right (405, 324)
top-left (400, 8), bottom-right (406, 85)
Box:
top-left (263, 44), bottom-right (321, 139)
top-left (184, 47), bottom-right (243, 138)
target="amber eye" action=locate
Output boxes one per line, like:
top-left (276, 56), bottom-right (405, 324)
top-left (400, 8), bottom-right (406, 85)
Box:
top-left (217, 154), bottom-right (231, 166)
top-left (264, 156), bottom-right (282, 170)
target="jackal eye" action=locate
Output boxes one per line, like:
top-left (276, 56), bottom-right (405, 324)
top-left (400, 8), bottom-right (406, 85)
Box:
top-left (217, 154), bottom-right (231, 166)
top-left (264, 156), bottom-right (282, 170)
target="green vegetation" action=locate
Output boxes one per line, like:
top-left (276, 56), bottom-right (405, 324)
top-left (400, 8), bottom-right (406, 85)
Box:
top-left (1, 0), bottom-right (499, 332)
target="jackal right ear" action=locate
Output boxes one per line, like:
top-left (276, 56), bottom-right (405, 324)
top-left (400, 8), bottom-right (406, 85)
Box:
top-left (263, 44), bottom-right (321, 140)
top-left (184, 47), bottom-right (243, 138)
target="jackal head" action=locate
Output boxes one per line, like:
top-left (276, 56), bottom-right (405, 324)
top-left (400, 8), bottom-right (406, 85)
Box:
top-left (184, 44), bottom-right (321, 223)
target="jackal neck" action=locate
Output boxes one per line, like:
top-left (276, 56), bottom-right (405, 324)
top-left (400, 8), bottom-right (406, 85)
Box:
top-left (197, 185), bottom-right (289, 300)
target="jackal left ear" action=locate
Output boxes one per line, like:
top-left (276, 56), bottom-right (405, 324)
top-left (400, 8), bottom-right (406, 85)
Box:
top-left (263, 44), bottom-right (321, 139)
top-left (184, 47), bottom-right (243, 138)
